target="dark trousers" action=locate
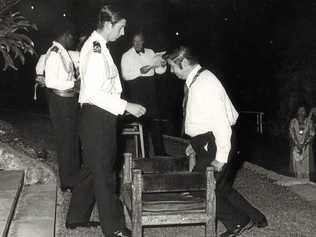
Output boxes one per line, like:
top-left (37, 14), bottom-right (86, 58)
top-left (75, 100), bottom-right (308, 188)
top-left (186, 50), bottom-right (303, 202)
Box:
top-left (125, 77), bottom-right (166, 156)
top-left (47, 90), bottom-right (81, 189)
top-left (66, 104), bottom-right (125, 235)
top-left (191, 131), bottom-right (266, 231)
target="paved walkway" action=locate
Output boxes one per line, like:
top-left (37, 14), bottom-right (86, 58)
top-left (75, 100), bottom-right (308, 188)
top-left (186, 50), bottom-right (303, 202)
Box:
top-left (8, 184), bottom-right (57, 237)
top-left (0, 171), bottom-right (24, 237)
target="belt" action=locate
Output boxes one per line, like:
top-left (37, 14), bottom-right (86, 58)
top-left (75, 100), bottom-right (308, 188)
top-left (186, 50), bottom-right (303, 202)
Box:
top-left (52, 88), bottom-right (76, 97)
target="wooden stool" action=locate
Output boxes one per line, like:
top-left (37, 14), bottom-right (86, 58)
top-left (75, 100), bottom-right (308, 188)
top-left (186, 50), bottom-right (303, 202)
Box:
top-left (121, 122), bottom-right (145, 158)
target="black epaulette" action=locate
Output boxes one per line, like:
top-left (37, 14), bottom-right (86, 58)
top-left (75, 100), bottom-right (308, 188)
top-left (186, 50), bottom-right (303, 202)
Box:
top-left (51, 46), bottom-right (59, 53)
top-left (93, 41), bottom-right (101, 53)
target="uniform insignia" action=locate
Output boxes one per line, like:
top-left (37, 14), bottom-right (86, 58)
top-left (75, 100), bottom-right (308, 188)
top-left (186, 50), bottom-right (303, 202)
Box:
top-left (51, 46), bottom-right (59, 53)
top-left (93, 41), bottom-right (101, 53)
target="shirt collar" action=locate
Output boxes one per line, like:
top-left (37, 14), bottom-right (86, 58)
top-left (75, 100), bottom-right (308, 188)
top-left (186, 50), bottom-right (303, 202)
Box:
top-left (186, 64), bottom-right (201, 88)
top-left (52, 41), bottom-right (66, 51)
top-left (91, 31), bottom-right (108, 48)
top-left (133, 47), bottom-right (145, 55)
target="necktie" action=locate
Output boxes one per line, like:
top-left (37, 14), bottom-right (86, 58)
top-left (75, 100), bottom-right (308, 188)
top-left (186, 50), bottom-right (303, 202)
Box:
top-left (136, 48), bottom-right (145, 54)
top-left (181, 67), bottom-right (206, 135)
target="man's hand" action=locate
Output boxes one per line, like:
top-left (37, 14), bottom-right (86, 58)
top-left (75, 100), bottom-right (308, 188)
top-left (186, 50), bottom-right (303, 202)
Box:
top-left (35, 75), bottom-right (45, 87)
top-left (125, 102), bottom-right (146, 118)
top-left (140, 65), bottom-right (152, 74)
top-left (74, 80), bottom-right (81, 93)
top-left (185, 144), bottom-right (195, 157)
top-left (160, 59), bottom-right (167, 67)
top-left (211, 160), bottom-right (225, 172)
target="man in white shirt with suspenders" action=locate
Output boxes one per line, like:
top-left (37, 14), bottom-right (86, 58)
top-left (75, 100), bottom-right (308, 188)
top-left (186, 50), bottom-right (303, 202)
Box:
top-left (166, 46), bottom-right (267, 237)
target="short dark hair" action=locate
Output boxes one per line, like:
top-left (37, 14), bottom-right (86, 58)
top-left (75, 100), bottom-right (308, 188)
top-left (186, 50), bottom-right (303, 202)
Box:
top-left (53, 21), bottom-right (75, 39)
top-left (97, 4), bottom-right (125, 29)
top-left (165, 46), bottom-right (198, 69)
top-left (133, 31), bottom-right (144, 41)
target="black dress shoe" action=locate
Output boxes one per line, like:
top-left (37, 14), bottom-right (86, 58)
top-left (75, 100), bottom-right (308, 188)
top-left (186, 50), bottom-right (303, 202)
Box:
top-left (60, 186), bottom-right (73, 192)
top-left (220, 220), bottom-right (254, 237)
top-left (254, 217), bottom-right (268, 228)
top-left (109, 228), bottom-right (131, 237)
top-left (65, 221), bottom-right (100, 229)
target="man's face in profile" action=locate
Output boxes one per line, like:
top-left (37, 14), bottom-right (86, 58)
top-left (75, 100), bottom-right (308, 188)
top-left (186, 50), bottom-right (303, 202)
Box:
top-left (65, 33), bottom-right (74, 49)
top-left (133, 34), bottom-right (144, 52)
top-left (168, 59), bottom-right (186, 80)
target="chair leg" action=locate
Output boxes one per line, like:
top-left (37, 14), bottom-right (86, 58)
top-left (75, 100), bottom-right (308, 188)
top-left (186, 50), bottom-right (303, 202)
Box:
top-left (138, 124), bottom-right (145, 158)
top-left (134, 135), bottom-right (139, 158)
top-left (132, 226), bottom-right (142, 237)
top-left (206, 221), bottom-right (217, 237)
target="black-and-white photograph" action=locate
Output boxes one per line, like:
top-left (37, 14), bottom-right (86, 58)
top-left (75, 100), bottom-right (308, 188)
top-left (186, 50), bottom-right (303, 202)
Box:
top-left (0, 0), bottom-right (315, 236)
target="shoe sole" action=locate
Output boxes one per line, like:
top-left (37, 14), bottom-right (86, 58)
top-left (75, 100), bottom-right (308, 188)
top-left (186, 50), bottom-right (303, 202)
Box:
top-left (237, 222), bottom-right (255, 235)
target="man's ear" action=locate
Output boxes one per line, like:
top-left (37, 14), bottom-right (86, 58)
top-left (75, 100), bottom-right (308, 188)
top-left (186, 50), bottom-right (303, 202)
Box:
top-left (182, 58), bottom-right (190, 68)
top-left (103, 21), bottom-right (112, 31)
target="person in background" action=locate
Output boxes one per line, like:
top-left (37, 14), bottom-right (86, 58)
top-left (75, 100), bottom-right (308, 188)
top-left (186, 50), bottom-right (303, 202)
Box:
top-left (289, 103), bottom-right (315, 179)
top-left (121, 31), bottom-right (168, 156)
top-left (44, 22), bottom-right (81, 192)
top-left (309, 107), bottom-right (316, 181)
top-left (166, 46), bottom-right (268, 237)
top-left (35, 54), bottom-right (46, 86)
top-left (33, 53), bottom-right (47, 101)
top-left (66, 5), bottom-right (146, 237)
top-left (68, 34), bottom-right (88, 92)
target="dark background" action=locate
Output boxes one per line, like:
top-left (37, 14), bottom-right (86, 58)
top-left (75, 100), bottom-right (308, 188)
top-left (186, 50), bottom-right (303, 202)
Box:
top-left (1, 0), bottom-right (316, 137)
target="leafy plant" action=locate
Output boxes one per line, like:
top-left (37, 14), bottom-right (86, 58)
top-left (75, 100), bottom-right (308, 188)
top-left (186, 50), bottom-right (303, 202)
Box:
top-left (0, 0), bottom-right (36, 70)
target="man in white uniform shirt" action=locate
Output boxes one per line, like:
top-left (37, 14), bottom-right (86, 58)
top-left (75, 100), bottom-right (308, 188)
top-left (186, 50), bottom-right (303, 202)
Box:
top-left (121, 32), bottom-right (168, 156)
top-left (45, 23), bottom-right (81, 192)
top-left (33, 53), bottom-right (47, 101)
top-left (166, 46), bottom-right (267, 237)
top-left (35, 54), bottom-right (46, 86)
top-left (66, 5), bottom-right (145, 237)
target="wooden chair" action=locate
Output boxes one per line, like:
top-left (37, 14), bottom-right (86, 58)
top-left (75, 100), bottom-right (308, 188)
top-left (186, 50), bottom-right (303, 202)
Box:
top-left (121, 122), bottom-right (145, 158)
top-left (121, 153), bottom-right (216, 237)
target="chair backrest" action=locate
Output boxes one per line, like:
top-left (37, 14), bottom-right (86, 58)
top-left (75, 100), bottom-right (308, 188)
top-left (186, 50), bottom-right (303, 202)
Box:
top-left (123, 153), bottom-right (190, 184)
top-left (133, 156), bottom-right (189, 174)
top-left (123, 152), bottom-right (215, 197)
top-left (142, 171), bottom-right (206, 193)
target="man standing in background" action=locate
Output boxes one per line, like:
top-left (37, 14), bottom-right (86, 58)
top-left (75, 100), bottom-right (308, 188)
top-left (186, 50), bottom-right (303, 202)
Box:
top-left (44, 23), bottom-right (81, 192)
top-left (121, 31), bottom-right (168, 156)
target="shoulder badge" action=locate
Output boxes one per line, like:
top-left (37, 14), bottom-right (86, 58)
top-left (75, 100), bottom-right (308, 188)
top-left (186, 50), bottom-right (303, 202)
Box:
top-left (93, 41), bottom-right (101, 53)
top-left (51, 46), bottom-right (59, 53)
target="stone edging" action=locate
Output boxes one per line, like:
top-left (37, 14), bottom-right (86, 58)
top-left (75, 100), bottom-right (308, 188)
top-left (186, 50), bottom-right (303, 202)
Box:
top-left (242, 161), bottom-right (315, 186)
top-left (163, 134), bottom-right (314, 187)
top-left (0, 141), bottom-right (56, 185)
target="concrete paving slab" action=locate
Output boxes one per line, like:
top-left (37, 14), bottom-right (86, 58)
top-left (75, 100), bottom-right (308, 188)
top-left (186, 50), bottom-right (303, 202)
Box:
top-left (0, 190), bottom-right (18, 199)
top-left (13, 184), bottom-right (56, 220)
top-left (8, 184), bottom-right (57, 237)
top-left (8, 219), bottom-right (54, 237)
top-left (0, 171), bottom-right (24, 237)
top-left (0, 198), bottom-right (15, 221)
top-left (25, 183), bottom-right (56, 193)
top-left (0, 171), bottom-right (24, 191)
top-left (0, 221), bottom-right (7, 237)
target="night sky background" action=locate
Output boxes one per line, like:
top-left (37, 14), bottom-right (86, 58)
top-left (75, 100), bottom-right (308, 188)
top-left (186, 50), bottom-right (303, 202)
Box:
top-left (1, 0), bottom-right (316, 136)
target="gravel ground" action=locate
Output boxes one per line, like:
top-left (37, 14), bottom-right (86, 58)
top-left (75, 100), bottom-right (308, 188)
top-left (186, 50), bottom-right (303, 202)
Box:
top-left (1, 113), bottom-right (316, 236)
top-left (54, 166), bottom-right (316, 237)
